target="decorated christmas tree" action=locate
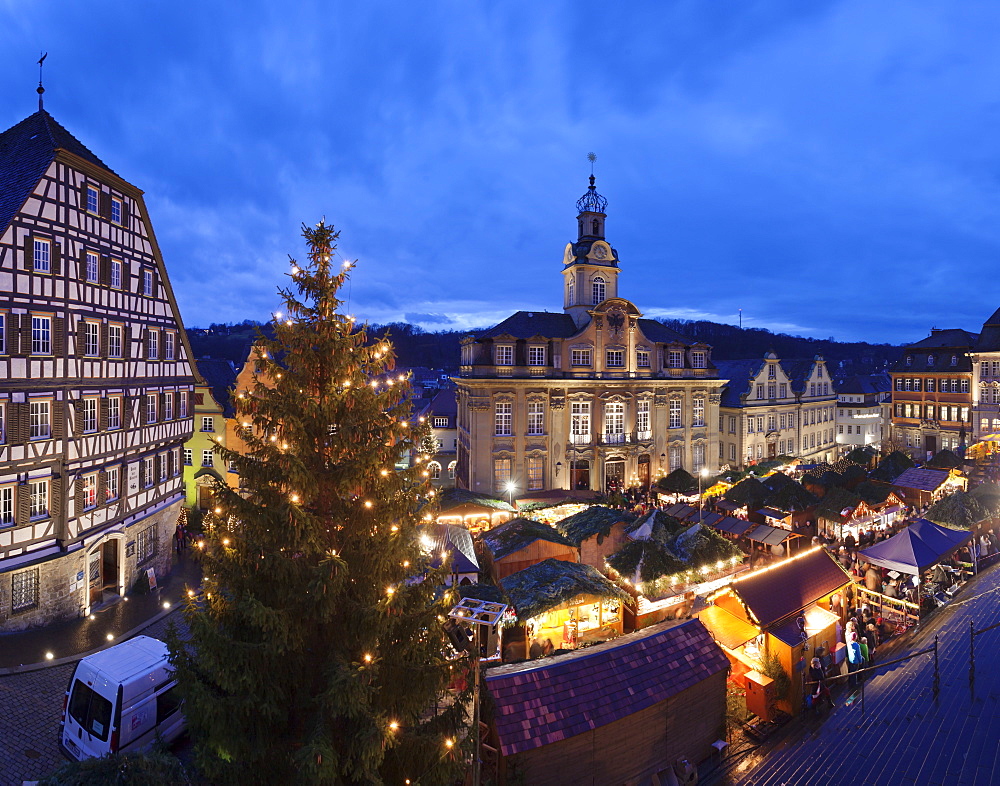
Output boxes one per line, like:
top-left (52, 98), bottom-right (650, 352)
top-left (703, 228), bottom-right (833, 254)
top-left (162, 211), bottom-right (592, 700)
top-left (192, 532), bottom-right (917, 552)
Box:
top-left (169, 222), bottom-right (466, 785)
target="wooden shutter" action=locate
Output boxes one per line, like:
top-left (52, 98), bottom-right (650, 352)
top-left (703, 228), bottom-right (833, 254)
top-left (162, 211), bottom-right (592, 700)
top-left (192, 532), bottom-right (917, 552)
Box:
top-left (75, 320), bottom-right (85, 358)
top-left (100, 255), bottom-right (111, 286)
top-left (8, 402), bottom-right (25, 444)
top-left (100, 323), bottom-right (108, 359)
top-left (154, 455), bottom-right (162, 484)
top-left (121, 325), bottom-right (131, 360)
top-left (139, 458), bottom-right (146, 488)
top-left (174, 392), bottom-right (181, 420)
top-left (51, 243), bottom-right (61, 276)
top-left (52, 316), bottom-right (65, 356)
top-left (75, 475), bottom-right (85, 517)
top-left (50, 476), bottom-right (62, 519)
top-left (121, 201), bottom-right (130, 229)
top-left (150, 269), bottom-right (159, 298)
top-left (97, 470), bottom-right (107, 506)
top-left (79, 182), bottom-right (89, 210)
top-left (23, 234), bottom-right (33, 271)
top-left (10, 314), bottom-right (24, 358)
top-left (99, 398), bottom-right (108, 431)
top-left (99, 192), bottom-right (112, 219)
top-left (72, 401), bottom-right (83, 438)
top-left (79, 246), bottom-right (88, 281)
top-left (51, 400), bottom-right (64, 440)
top-left (15, 482), bottom-right (30, 526)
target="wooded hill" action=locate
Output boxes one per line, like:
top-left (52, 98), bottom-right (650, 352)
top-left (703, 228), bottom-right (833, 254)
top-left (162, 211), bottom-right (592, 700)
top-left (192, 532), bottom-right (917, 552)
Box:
top-left (188, 318), bottom-right (901, 376)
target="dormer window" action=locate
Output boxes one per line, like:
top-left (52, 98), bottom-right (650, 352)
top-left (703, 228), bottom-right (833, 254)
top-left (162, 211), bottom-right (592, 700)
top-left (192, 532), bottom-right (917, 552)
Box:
top-left (905, 356), bottom-right (912, 366)
top-left (667, 350), bottom-right (683, 369)
top-left (928, 355), bottom-right (936, 366)
top-left (494, 345), bottom-right (513, 366)
top-left (768, 364), bottom-right (776, 378)
top-left (85, 185), bottom-right (99, 214)
top-left (691, 351), bottom-right (706, 369)
top-left (527, 345), bottom-right (546, 366)
top-left (592, 277), bottom-right (605, 304)
top-left (951, 355), bottom-right (958, 366)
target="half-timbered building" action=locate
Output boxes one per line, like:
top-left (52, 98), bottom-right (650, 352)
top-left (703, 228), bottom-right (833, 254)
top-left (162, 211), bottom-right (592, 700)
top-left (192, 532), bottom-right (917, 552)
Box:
top-left (0, 106), bottom-right (196, 630)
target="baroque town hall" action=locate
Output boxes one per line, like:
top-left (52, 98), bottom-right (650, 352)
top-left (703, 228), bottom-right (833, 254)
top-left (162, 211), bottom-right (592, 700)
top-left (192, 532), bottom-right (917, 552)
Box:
top-left (0, 102), bottom-right (194, 630)
top-left (456, 177), bottom-right (724, 496)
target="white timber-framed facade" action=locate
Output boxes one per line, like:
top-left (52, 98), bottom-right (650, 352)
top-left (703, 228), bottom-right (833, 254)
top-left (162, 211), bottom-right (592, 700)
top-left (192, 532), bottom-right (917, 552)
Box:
top-left (455, 177), bottom-right (724, 496)
top-left (0, 108), bottom-right (196, 630)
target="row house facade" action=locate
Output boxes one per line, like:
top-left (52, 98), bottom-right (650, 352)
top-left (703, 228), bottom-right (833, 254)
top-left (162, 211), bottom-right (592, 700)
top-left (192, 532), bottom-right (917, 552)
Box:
top-left (183, 358), bottom-right (239, 510)
top-left (0, 108), bottom-right (196, 630)
top-left (890, 328), bottom-right (976, 460)
top-left (715, 353), bottom-right (838, 469)
top-left (456, 177), bottom-right (725, 496)
top-left (835, 373), bottom-right (892, 455)
top-left (971, 307), bottom-right (1000, 443)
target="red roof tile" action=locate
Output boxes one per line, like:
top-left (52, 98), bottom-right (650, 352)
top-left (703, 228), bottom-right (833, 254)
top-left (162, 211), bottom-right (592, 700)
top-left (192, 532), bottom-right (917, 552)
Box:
top-left (485, 619), bottom-right (728, 757)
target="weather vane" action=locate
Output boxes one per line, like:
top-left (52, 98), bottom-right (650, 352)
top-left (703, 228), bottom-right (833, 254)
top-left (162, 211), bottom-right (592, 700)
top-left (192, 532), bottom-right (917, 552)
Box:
top-left (588, 152), bottom-right (596, 175)
top-left (37, 52), bottom-right (47, 111)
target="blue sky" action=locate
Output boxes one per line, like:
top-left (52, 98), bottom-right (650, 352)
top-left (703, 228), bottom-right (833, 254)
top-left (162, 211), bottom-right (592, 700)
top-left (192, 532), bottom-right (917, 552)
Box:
top-left (3, 1), bottom-right (1000, 344)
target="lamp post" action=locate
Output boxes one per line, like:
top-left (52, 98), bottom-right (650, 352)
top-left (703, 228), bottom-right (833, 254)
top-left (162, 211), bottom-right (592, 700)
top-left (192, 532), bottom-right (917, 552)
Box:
top-left (448, 597), bottom-right (508, 786)
top-left (699, 467), bottom-right (710, 523)
top-left (505, 480), bottom-right (516, 509)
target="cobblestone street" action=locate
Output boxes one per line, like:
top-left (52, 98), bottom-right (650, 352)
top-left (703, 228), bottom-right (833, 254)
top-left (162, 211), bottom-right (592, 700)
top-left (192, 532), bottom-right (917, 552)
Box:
top-left (0, 612), bottom-right (188, 785)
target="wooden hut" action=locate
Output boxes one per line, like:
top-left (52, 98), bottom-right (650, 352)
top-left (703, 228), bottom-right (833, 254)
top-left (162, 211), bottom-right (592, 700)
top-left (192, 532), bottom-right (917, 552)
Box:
top-left (484, 618), bottom-right (729, 785)
top-left (479, 518), bottom-right (576, 582)
top-left (892, 467), bottom-right (965, 508)
top-left (434, 488), bottom-right (516, 533)
top-left (555, 506), bottom-right (635, 569)
top-left (500, 558), bottom-right (630, 653)
top-left (697, 546), bottom-right (852, 716)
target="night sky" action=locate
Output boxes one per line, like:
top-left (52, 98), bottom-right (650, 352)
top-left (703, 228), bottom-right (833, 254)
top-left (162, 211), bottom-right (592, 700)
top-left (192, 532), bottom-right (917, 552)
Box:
top-left (3, 2), bottom-right (1000, 344)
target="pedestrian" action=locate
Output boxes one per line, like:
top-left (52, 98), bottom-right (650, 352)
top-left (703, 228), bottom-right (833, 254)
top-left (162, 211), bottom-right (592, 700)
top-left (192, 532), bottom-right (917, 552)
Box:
top-left (809, 657), bottom-right (835, 710)
top-left (174, 522), bottom-right (185, 553)
top-left (846, 632), bottom-right (864, 688)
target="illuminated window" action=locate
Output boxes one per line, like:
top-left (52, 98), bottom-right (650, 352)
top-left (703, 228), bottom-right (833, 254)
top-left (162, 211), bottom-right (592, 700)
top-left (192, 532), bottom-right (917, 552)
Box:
top-left (33, 239), bottom-right (50, 272)
top-left (82, 473), bottom-right (98, 509)
top-left (29, 480), bottom-right (48, 518)
top-left (527, 402), bottom-right (544, 436)
top-left (494, 402), bottom-right (512, 436)
top-left (494, 345), bottom-right (513, 366)
top-left (592, 277), bottom-right (605, 304)
top-left (106, 466), bottom-right (120, 502)
top-left (110, 197), bottom-right (122, 224)
top-left (571, 349), bottom-right (592, 366)
top-left (85, 185), bottom-right (99, 213)
top-left (528, 346), bottom-right (546, 366)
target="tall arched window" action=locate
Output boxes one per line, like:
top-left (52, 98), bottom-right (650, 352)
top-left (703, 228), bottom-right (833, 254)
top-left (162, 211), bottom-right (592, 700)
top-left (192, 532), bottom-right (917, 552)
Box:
top-left (592, 276), bottom-right (605, 304)
top-left (567, 278), bottom-right (575, 306)
top-left (428, 461), bottom-right (441, 480)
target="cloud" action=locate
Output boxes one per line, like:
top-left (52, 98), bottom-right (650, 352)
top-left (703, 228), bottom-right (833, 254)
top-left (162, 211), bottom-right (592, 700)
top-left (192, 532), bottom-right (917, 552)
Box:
top-left (403, 313), bottom-right (455, 326)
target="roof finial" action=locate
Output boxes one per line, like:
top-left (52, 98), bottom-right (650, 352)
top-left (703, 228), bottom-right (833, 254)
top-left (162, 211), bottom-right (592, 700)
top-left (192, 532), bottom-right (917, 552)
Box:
top-left (587, 151), bottom-right (596, 187)
top-left (37, 52), bottom-right (47, 111)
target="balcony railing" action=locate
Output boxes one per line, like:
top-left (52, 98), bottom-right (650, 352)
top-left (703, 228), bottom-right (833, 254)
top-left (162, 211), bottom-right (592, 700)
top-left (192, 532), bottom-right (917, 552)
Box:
top-left (602, 432), bottom-right (628, 445)
top-left (569, 432), bottom-right (591, 445)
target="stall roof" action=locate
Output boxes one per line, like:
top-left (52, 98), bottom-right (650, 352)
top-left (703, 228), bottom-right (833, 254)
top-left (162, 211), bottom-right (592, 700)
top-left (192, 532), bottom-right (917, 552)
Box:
top-left (892, 467), bottom-right (951, 493)
top-left (556, 506), bottom-right (635, 546)
top-left (499, 558), bottom-right (630, 622)
top-left (436, 488), bottom-right (516, 515)
top-left (726, 547), bottom-right (852, 628)
top-left (485, 618), bottom-right (729, 757)
top-left (700, 511), bottom-right (724, 528)
top-left (746, 524), bottom-right (795, 546)
top-left (717, 500), bottom-right (741, 512)
top-left (712, 517), bottom-right (753, 536)
top-left (697, 604), bottom-right (759, 650)
top-left (860, 519), bottom-right (971, 575)
top-left (664, 503), bottom-right (697, 520)
top-left (770, 605), bottom-right (841, 647)
top-left (480, 518), bottom-right (574, 561)
top-left (757, 507), bottom-right (789, 521)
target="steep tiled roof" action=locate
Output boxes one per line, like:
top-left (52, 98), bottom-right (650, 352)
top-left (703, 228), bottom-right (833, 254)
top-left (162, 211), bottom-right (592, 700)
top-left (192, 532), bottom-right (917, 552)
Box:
top-left (634, 318), bottom-right (696, 345)
top-left (195, 358), bottom-right (238, 418)
top-left (891, 330), bottom-right (977, 372)
top-left (975, 307), bottom-right (1000, 352)
top-left (715, 359), bottom-right (764, 407)
top-left (837, 373), bottom-right (892, 396)
top-left (476, 311), bottom-right (578, 340)
top-left (781, 358), bottom-right (818, 393)
top-left (427, 387), bottom-right (457, 417)
top-left (486, 618), bottom-right (728, 756)
top-left (727, 548), bottom-right (851, 628)
top-left (0, 110), bottom-right (112, 234)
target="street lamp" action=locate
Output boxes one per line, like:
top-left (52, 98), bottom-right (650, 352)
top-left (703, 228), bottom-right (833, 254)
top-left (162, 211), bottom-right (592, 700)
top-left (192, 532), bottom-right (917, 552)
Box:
top-left (448, 597), bottom-right (508, 786)
top-left (699, 467), bottom-right (710, 523)
top-left (505, 480), bottom-right (516, 509)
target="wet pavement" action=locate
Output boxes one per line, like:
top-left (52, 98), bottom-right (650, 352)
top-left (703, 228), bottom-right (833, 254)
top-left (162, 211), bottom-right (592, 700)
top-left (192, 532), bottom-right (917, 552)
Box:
top-left (0, 550), bottom-right (202, 673)
top-left (702, 560), bottom-right (1000, 786)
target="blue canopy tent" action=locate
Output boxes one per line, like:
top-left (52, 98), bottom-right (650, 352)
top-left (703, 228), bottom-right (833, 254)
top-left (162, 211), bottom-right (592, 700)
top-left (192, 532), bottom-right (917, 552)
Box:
top-left (860, 519), bottom-right (971, 575)
top-left (860, 519), bottom-right (972, 625)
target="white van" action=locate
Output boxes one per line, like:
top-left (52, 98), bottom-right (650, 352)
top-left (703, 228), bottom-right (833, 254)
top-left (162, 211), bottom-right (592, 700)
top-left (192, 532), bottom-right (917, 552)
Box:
top-left (60, 635), bottom-right (185, 760)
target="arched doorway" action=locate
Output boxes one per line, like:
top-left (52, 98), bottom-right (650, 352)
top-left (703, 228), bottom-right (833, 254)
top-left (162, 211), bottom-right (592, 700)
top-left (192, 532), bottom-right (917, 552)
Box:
top-left (571, 460), bottom-right (590, 490)
top-left (604, 459), bottom-right (625, 492)
top-left (85, 536), bottom-right (123, 611)
top-left (638, 455), bottom-right (651, 489)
